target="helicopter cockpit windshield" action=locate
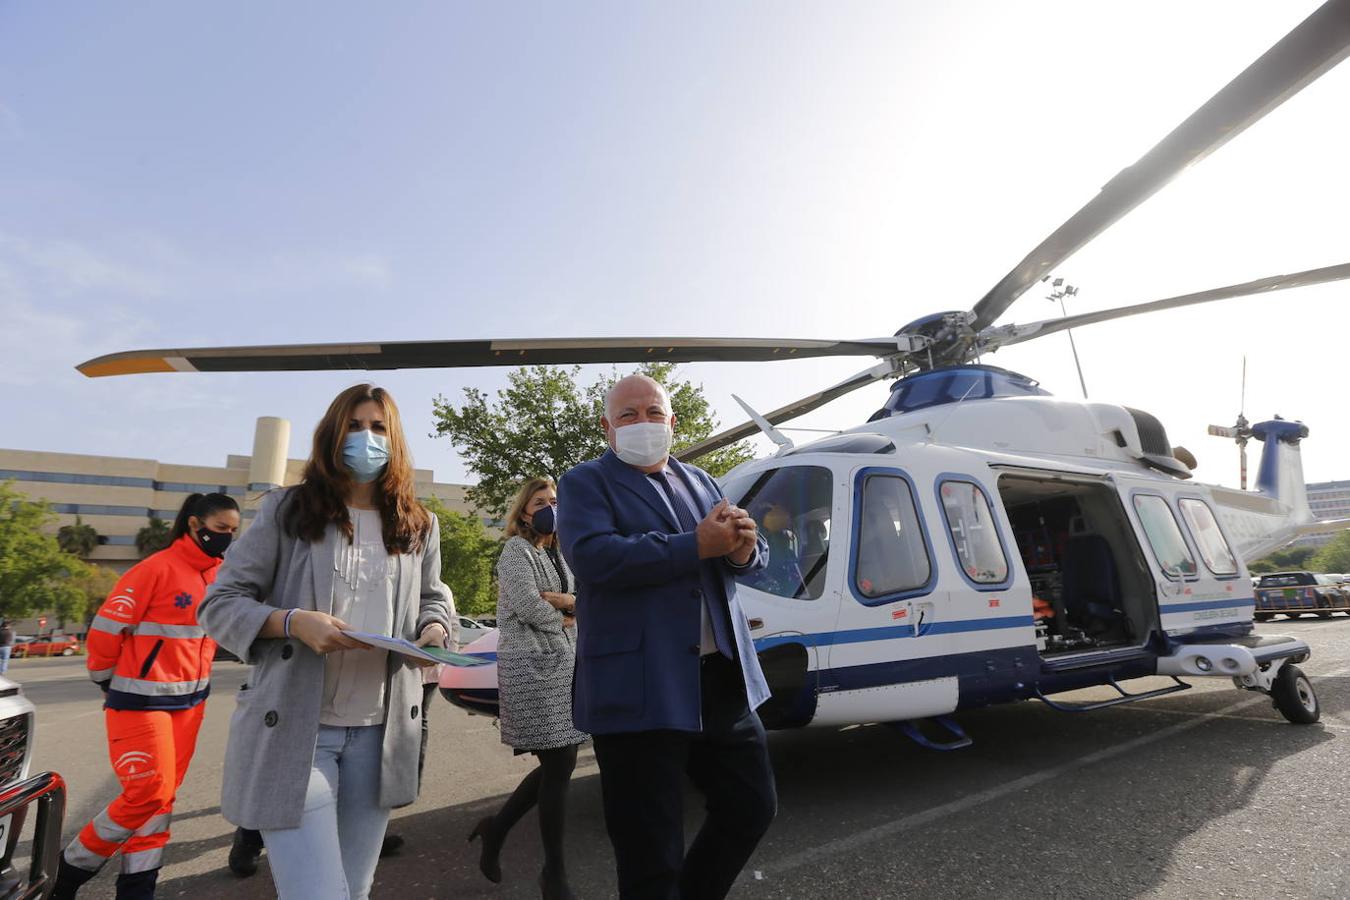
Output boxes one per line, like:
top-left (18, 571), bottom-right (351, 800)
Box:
top-left (724, 465), bottom-right (833, 601)
top-left (870, 365), bottom-right (1049, 421)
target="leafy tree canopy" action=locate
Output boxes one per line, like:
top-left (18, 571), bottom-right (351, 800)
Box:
top-left (432, 363), bottom-right (753, 517)
top-left (1311, 531), bottom-right (1350, 575)
top-left (0, 482), bottom-right (88, 620)
top-left (425, 497), bottom-right (499, 619)
top-left (1247, 545), bottom-right (1318, 574)
top-left (136, 517), bottom-right (173, 558)
top-left (57, 515), bottom-right (100, 558)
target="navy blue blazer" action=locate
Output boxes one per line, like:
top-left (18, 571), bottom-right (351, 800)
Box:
top-left (559, 450), bottom-right (771, 734)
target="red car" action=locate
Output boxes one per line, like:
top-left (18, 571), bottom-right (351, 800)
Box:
top-left (12, 636), bottom-right (81, 658)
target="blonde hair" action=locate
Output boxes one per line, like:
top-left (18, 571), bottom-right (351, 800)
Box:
top-left (504, 476), bottom-right (557, 543)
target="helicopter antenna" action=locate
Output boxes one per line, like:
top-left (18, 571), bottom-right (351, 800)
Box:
top-left (731, 394), bottom-right (794, 453)
top-left (925, 377), bottom-right (982, 446)
top-left (1042, 276), bottom-right (1088, 399)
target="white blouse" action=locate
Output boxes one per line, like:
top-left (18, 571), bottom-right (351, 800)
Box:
top-left (320, 507), bottom-right (395, 727)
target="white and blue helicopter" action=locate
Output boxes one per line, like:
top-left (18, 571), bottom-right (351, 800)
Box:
top-left (79, 0), bottom-right (1350, 745)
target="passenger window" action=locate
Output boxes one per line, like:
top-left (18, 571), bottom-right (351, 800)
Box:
top-left (939, 480), bottom-right (1009, 585)
top-left (1132, 495), bottom-right (1197, 578)
top-left (732, 466), bottom-right (833, 601)
top-left (1178, 499), bottom-right (1238, 576)
top-left (855, 474), bottom-right (930, 600)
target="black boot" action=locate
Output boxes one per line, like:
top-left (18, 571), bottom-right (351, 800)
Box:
top-left (50, 856), bottom-right (98, 900)
top-left (113, 867), bottom-right (158, 900)
top-left (228, 828), bottom-right (264, 877)
top-left (467, 816), bottom-right (503, 883)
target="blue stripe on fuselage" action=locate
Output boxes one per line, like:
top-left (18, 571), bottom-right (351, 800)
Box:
top-left (1159, 597), bottom-right (1255, 614)
top-left (753, 615), bottom-right (1033, 652)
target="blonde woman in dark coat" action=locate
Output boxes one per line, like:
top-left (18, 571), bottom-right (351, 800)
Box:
top-left (468, 477), bottom-right (586, 900)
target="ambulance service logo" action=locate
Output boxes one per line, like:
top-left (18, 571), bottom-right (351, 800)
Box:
top-left (106, 588), bottom-right (137, 619)
top-left (173, 592), bottom-right (194, 609)
top-left (113, 750), bottom-right (157, 780)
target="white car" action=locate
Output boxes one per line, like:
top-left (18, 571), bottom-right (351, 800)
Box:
top-left (454, 616), bottom-right (492, 649)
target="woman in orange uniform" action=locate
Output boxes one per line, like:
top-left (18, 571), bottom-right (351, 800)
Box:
top-left (53, 492), bottom-right (241, 900)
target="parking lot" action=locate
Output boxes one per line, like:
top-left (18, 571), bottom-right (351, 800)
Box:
top-left (12, 616), bottom-right (1350, 899)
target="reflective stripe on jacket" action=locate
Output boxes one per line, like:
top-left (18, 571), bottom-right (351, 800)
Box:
top-left (87, 534), bottom-right (221, 711)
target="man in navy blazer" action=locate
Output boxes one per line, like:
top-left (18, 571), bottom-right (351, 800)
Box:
top-left (559, 374), bottom-right (777, 900)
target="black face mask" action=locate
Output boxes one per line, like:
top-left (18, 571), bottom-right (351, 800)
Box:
top-left (196, 527), bottom-right (233, 559)
top-left (530, 505), bottom-right (557, 535)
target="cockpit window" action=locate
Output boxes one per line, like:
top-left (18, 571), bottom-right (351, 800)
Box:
top-left (1132, 494), bottom-right (1198, 578)
top-left (855, 473), bottom-right (931, 600)
top-left (728, 466), bottom-right (833, 601)
top-left (938, 480), bottom-right (1010, 585)
top-left (1178, 499), bottom-right (1238, 576)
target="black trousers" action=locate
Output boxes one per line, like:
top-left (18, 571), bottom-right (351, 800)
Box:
top-left (591, 654), bottom-right (777, 900)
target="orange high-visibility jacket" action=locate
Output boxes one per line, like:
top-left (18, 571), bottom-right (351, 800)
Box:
top-left (87, 534), bottom-right (222, 711)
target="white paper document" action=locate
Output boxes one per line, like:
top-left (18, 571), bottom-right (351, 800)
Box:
top-left (341, 630), bottom-right (491, 667)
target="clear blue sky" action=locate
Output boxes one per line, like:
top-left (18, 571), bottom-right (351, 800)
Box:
top-left (3, 1), bottom-right (1347, 486)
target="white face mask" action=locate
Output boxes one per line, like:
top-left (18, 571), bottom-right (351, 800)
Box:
top-left (613, 421), bottom-right (673, 467)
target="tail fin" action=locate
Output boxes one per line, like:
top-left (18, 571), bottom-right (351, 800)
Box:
top-left (1252, 419), bottom-right (1312, 525)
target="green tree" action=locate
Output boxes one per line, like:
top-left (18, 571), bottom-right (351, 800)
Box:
top-left (135, 517), bottom-right (172, 557)
top-left (432, 363), bottom-right (754, 517)
top-left (425, 498), bottom-right (499, 619)
top-left (64, 564), bottom-right (120, 628)
top-left (1311, 531), bottom-right (1350, 574)
top-left (1247, 545), bottom-right (1318, 574)
top-left (56, 515), bottom-right (100, 558)
top-left (0, 482), bottom-right (87, 620)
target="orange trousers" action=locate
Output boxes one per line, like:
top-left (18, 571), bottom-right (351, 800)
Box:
top-left (63, 705), bottom-right (205, 875)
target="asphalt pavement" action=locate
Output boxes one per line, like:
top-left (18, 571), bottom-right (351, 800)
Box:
top-left (10, 617), bottom-right (1350, 899)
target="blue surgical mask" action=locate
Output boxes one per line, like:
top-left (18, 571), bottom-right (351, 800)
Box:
top-left (530, 504), bottom-right (557, 535)
top-left (342, 430), bottom-right (390, 483)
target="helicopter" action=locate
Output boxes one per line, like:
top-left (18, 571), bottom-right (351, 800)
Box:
top-left (77, 0), bottom-right (1350, 743)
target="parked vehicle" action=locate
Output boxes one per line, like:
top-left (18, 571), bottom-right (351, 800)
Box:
top-left (0, 673), bottom-right (67, 896)
top-left (1254, 572), bottom-right (1350, 620)
top-left (455, 616), bottom-right (493, 649)
top-left (12, 636), bottom-right (81, 658)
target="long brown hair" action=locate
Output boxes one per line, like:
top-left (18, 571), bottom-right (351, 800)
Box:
top-left (504, 476), bottom-right (556, 545)
top-left (283, 384), bottom-right (431, 553)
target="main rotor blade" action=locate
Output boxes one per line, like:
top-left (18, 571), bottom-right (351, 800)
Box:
top-left (980, 261), bottom-right (1350, 350)
top-left (675, 361), bottom-right (899, 462)
top-left (76, 336), bottom-right (905, 378)
top-left (968, 0), bottom-right (1350, 333)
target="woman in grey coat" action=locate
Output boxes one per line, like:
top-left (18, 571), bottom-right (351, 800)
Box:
top-left (469, 476), bottom-right (586, 900)
top-left (200, 384), bottom-right (453, 900)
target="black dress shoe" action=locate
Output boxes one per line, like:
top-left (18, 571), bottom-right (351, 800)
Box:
top-left (467, 816), bottom-right (503, 883)
top-left (379, 834), bottom-right (406, 858)
top-left (228, 827), bottom-right (264, 877)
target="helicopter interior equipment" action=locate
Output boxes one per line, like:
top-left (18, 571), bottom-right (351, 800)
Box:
top-left (78, 0), bottom-right (1350, 737)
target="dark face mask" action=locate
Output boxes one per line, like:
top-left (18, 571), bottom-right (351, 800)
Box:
top-left (530, 505), bottom-right (557, 535)
top-left (196, 527), bottom-right (233, 559)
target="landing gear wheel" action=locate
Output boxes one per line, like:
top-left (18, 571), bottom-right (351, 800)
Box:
top-left (1254, 613), bottom-right (1273, 622)
top-left (1317, 611), bottom-right (1332, 619)
top-left (1271, 664), bottom-right (1319, 724)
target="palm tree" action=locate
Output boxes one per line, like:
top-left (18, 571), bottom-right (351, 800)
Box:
top-left (56, 515), bottom-right (100, 558)
top-left (135, 517), bottom-right (172, 557)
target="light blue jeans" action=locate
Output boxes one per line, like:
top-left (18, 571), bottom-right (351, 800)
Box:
top-left (261, 725), bottom-right (390, 899)
top-left (0, 646), bottom-right (10, 674)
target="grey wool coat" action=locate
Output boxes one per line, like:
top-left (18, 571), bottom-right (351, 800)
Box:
top-left (199, 488), bottom-right (454, 830)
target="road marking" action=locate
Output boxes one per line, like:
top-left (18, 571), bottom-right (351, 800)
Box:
top-left (1121, 704), bottom-right (1350, 731)
top-left (756, 666), bottom-right (1349, 880)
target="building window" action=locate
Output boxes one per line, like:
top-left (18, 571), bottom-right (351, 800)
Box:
top-left (1178, 499), bottom-right (1239, 576)
top-left (0, 469), bottom-right (155, 488)
top-left (1132, 494), bottom-right (1197, 578)
top-left (854, 473), bottom-right (931, 601)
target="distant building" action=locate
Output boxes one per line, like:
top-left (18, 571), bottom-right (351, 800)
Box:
top-left (1, 417), bottom-right (478, 634)
top-left (1298, 480), bottom-right (1350, 549)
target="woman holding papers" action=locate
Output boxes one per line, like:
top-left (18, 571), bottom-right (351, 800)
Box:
top-left (200, 384), bottom-right (453, 900)
top-left (469, 476), bottom-right (586, 900)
